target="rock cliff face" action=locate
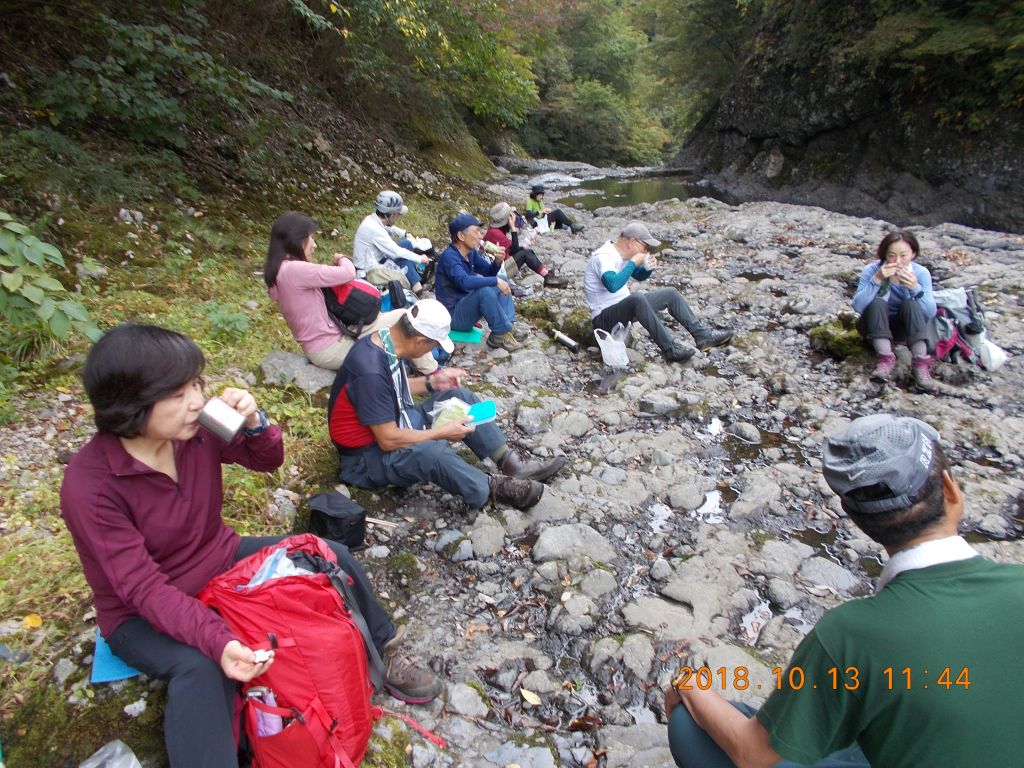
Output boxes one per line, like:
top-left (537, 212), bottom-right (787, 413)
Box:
top-left (671, 12), bottom-right (1024, 233)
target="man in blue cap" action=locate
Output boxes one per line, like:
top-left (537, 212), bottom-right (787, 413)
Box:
top-left (435, 213), bottom-right (526, 352)
top-left (664, 413), bottom-right (1024, 767)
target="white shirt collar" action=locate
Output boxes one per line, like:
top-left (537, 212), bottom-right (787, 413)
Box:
top-left (876, 535), bottom-right (979, 592)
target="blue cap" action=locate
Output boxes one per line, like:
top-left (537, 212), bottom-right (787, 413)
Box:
top-left (449, 214), bottom-right (483, 240)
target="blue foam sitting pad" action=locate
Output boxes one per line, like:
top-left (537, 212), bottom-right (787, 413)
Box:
top-left (449, 327), bottom-right (483, 344)
top-left (91, 629), bottom-right (141, 684)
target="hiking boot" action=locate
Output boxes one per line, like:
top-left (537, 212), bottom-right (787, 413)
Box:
top-left (382, 628), bottom-right (443, 704)
top-left (487, 331), bottom-right (524, 352)
top-left (511, 324), bottom-right (530, 342)
top-left (912, 356), bottom-right (936, 391)
top-left (870, 353), bottom-right (897, 382)
top-left (693, 328), bottom-right (734, 351)
top-left (663, 341), bottom-right (696, 363)
top-left (499, 450), bottom-right (568, 483)
top-left (488, 474), bottom-right (544, 509)
top-left (543, 271), bottom-right (568, 288)
top-left (569, 222), bottom-right (586, 235)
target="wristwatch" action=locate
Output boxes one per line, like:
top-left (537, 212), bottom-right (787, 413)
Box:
top-left (241, 410), bottom-right (270, 436)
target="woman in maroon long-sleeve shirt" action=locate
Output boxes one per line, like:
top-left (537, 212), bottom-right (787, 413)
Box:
top-left (60, 324), bottom-right (439, 767)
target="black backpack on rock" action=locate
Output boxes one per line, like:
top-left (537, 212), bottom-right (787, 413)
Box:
top-left (322, 280), bottom-right (381, 338)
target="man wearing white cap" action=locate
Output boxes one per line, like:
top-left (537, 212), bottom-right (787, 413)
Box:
top-left (584, 221), bottom-right (733, 362)
top-left (328, 299), bottom-right (567, 510)
top-left (664, 413), bottom-right (1024, 767)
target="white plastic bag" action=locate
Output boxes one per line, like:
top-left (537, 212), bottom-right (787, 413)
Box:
top-left (533, 215), bottom-right (550, 234)
top-left (80, 740), bottom-right (142, 768)
top-left (594, 322), bottom-right (629, 368)
top-left (427, 397), bottom-right (472, 428)
top-left (978, 335), bottom-right (1009, 371)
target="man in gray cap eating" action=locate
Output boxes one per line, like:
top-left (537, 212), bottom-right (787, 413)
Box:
top-left (664, 413), bottom-right (1024, 768)
top-left (583, 221), bottom-right (732, 362)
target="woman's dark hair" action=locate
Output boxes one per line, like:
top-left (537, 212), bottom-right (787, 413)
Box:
top-left (264, 211), bottom-right (318, 287)
top-left (876, 230), bottom-right (920, 263)
top-left (83, 324), bottom-right (205, 438)
top-left (844, 444), bottom-right (949, 549)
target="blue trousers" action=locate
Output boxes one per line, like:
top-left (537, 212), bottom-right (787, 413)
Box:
top-left (449, 286), bottom-right (515, 335)
top-left (395, 239), bottom-right (425, 287)
top-left (668, 702), bottom-right (869, 768)
top-left (339, 388), bottom-right (506, 508)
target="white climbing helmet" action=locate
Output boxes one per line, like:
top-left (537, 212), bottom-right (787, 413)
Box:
top-left (375, 190), bottom-right (408, 216)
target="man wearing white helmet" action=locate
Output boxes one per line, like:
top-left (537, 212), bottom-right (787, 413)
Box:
top-left (353, 191), bottom-right (431, 293)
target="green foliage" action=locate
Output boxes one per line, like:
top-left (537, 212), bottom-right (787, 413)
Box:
top-left (34, 13), bottom-right (291, 146)
top-left (289, 0), bottom-right (538, 130)
top-left (851, 1), bottom-right (1024, 129)
top-left (0, 211), bottom-right (101, 360)
top-left (522, 78), bottom-right (668, 165)
top-left (200, 300), bottom-right (250, 341)
top-left (517, 0), bottom-right (671, 164)
top-left (644, 0), bottom-right (759, 137)
top-left (563, 1), bottom-right (646, 94)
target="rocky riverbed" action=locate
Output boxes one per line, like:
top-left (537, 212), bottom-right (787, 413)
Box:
top-left (357, 185), bottom-right (1024, 767)
top-left (3, 182), bottom-right (1023, 767)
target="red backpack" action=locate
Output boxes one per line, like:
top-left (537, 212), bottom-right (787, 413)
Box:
top-left (198, 535), bottom-right (413, 768)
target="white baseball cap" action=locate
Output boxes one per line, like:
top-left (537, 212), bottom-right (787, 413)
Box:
top-left (406, 299), bottom-right (455, 353)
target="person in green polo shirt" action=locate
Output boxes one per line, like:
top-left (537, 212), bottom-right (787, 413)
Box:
top-left (664, 413), bottom-right (1024, 767)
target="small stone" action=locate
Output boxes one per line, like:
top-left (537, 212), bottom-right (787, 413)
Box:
top-left (450, 540), bottom-right (474, 562)
top-left (621, 634), bottom-right (655, 679)
top-left (532, 524), bottom-right (617, 564)
top-left (649, 559), bottom-right (673, 581)
top-left (580, 569), bottom-right (618, 598)
top-left (123, 698), bottom-right (147, 718)
top-left (448, 682), bottom-right (489, 718)
top-left (798, 557), bottom-right (862, 595)
top-left (53, 657), bottom-right (76, 687)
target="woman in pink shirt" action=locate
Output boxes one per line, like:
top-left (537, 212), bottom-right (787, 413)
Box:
top-left (265, 212), bottom-right (438, 373)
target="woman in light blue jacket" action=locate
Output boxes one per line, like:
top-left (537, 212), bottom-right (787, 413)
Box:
top-left (852, 231), bottom-right (937, 389)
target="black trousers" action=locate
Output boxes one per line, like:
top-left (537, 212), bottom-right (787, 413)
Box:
top-left (107, 535), bottom-right (395, 768)
top-left (856, 297), bottom-right (931, 348)
top-left (510, 246), bottom-right (543, 273)
top-left (526, 208), bottom-right (573, 229)
top-left (592, 288), bottom-right (702, 352)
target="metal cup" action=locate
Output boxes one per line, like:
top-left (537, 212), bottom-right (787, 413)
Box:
top-left (196, 397), bottom-right (246, 442)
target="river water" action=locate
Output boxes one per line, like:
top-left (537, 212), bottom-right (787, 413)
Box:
top-left (541, 172), bottom-right (737, 211)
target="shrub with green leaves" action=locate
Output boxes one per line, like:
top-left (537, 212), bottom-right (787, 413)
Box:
top-left (0, 211), bottom-right (102, 360)
top-left (35, 14), bottom-right (291, 147)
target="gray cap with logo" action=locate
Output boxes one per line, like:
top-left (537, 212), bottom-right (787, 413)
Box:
top-left (822, 414), bottom-right (940, 514)
top-left (621, 221), bottom-right (660, 248)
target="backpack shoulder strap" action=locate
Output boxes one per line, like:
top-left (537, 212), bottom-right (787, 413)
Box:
top-left (328, 570), bottom-right (386, 690)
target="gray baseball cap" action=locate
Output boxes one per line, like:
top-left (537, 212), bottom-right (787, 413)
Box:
top-left (621, 221), bottom-right (660, 248)
top-left (822, 414), bottom-right (940, 514)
